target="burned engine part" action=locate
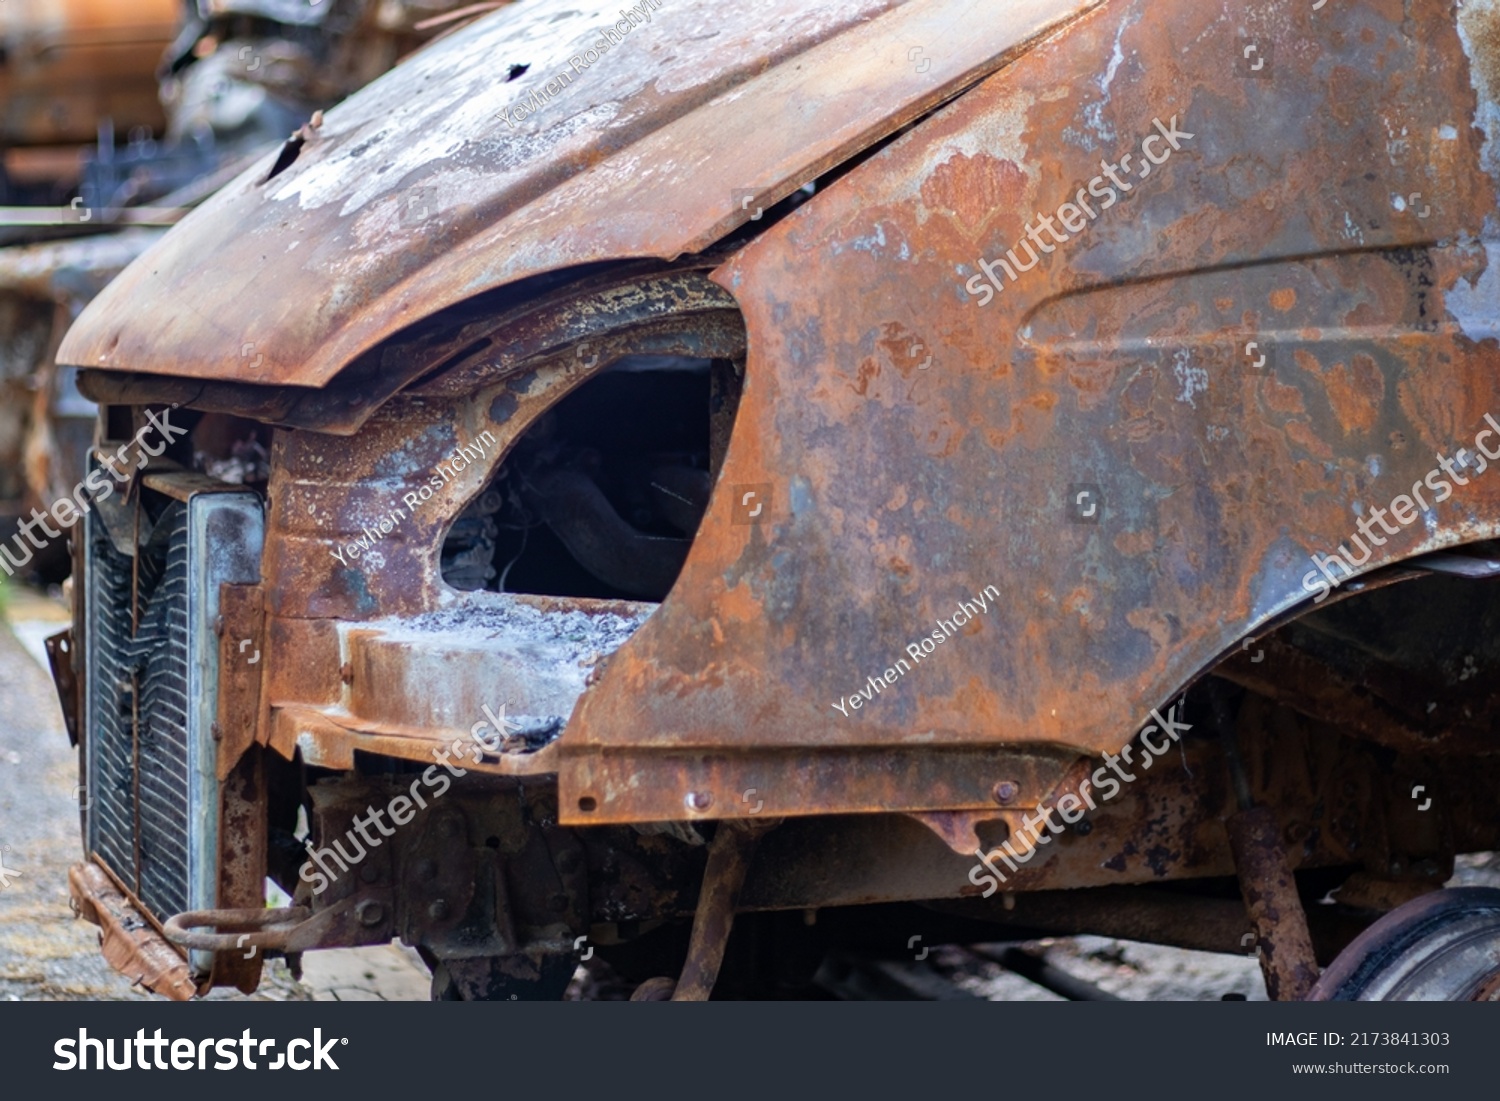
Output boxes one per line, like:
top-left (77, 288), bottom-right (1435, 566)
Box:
top-left (523, 468), bottom-right (691, 600)
top-left (444, 355), bottom-right (718, 602)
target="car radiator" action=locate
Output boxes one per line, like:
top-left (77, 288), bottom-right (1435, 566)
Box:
top-left (80, 472), bottom-right (262, 942)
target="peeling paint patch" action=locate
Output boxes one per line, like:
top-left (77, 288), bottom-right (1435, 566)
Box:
top-left (851, 223), bottom-right (889, 254)
top-left (1449, 241), bottom-right (1500, 345)
top-left (1082, 7), bottom-right (1137, 144)
top-left (1458, 0), bottom-right (1500, 231)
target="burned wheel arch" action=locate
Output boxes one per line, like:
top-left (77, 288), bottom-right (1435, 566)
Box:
top-left (256, 265), bottom-right (747, 621)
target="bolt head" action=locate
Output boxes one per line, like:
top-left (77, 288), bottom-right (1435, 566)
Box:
top-left (355, 900), bottom-right (385, 927)
top-left (427, 899), bottom-right (450, 921)
top-left (685, 791), bottom-right (713, 812)
top-left (992, 780), bottom-right (1020, 805)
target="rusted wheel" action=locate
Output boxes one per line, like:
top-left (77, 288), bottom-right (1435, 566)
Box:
top-left (1307, 888), bottom-right (1500, 1000)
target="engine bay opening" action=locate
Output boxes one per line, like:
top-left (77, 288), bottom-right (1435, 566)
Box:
top-left (441, 353), bottom-right (738, 601)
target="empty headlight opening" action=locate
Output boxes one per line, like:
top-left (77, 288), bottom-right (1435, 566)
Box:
top-left (441, 352), bottom-right (742, 602)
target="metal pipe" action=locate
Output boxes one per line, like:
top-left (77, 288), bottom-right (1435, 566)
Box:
top-left (1227, 805), bottom-right (1321, 1001)
top-left (671, 822), bottom-right (766, 1001)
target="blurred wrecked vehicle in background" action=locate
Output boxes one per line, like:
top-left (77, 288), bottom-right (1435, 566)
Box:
top-left (40, 0), bottom-right (1500, 1001)
top-left (1, 0), bottom-right (177, 574)
top-left (1, 0), bottom-right (488, 579)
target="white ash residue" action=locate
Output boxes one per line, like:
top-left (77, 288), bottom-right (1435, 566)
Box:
top-left (387, 593), bottom-right (654, 668)
top-left (354, 595), bottom-right (657, 749)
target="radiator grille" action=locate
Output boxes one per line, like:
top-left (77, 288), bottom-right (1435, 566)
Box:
top-left (88, 501), bottom-right (192, 917)
top-left (82, 478), bottom-right (262, 929)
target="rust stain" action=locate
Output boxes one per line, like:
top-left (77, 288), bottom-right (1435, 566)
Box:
top-left (1323, 354), bottom-right (1385, 436)
top-left (70, 862), bottom-right (199, 1002)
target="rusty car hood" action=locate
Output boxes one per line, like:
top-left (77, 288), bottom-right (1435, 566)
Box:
top-left (56, 0), bottom-right (1098, 388)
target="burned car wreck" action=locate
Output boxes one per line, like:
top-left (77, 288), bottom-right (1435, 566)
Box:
top-left (44, 0), bottom-right (1500, 1001)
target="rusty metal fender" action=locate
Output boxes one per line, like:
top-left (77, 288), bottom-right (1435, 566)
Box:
top-left (559, 0), bottom-right (1500, 823)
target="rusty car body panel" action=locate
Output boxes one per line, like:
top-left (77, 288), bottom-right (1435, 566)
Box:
top-left (68, 861), bottom-right (200, 1002)
top-left (563, 0), bottom-right (1500, 823)
top-left (59, 0), bottom-right (1099, 393)
top-left (49, 0), bottom-right (1500, 999)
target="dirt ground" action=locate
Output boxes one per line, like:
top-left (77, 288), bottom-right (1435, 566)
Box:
top-left (0, 584), bottom-right (429, 1002)
top-left (1, 582), bottom-right (1494, 1002)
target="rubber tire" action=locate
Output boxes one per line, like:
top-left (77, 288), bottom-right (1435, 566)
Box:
top-left (1307, 887), bottom-right (1500, 1000)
